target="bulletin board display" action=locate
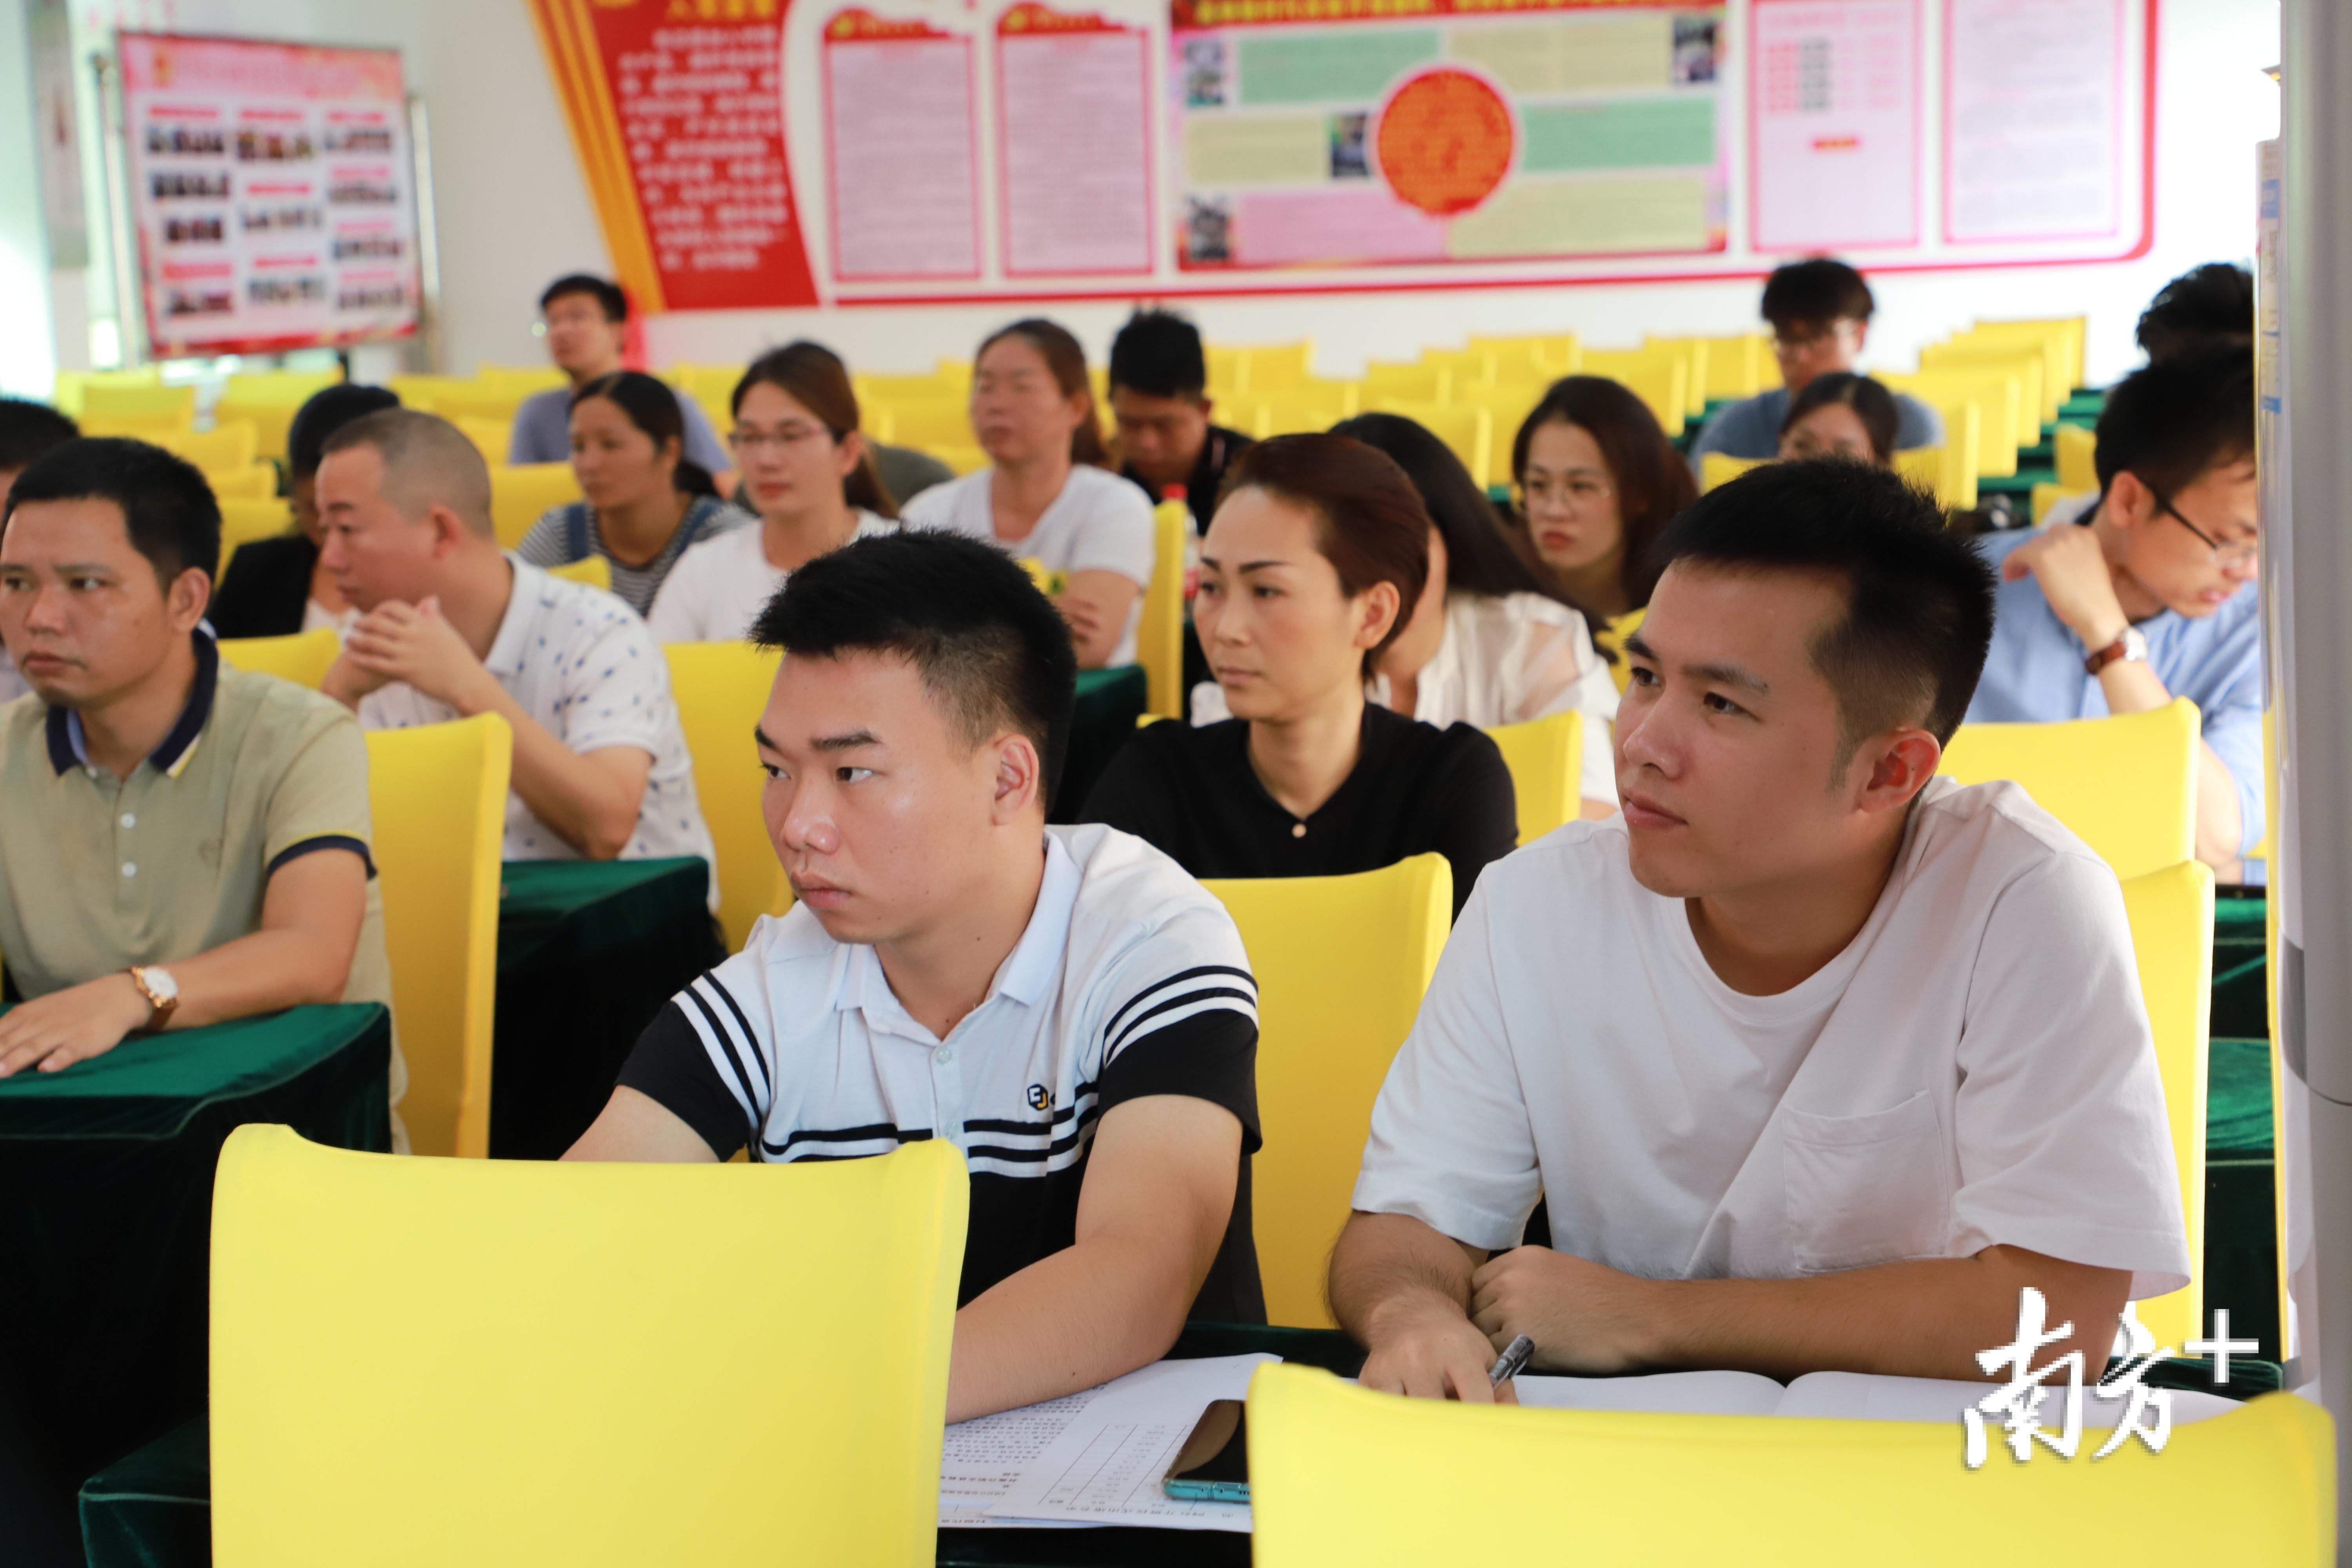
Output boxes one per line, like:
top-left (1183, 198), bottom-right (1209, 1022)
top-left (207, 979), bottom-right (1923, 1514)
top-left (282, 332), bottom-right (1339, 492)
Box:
top-left (117, 33), bottom-right (423, 356)
top-left (527, 0), bottom-right (2155, 313)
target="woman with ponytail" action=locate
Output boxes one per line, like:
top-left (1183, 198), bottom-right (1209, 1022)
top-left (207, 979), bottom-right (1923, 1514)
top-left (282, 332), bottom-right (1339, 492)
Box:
top-left (647, 343), bottom-right (898, 642)
top-left (517, 368), bottom-right (754, 617)
top-left (900, 318), bottom-right (1154, 668)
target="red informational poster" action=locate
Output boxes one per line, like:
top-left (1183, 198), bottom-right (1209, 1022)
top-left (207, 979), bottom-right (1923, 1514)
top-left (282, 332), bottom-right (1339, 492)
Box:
top-left (821, 10), bottom-right (982, 282)
top-left (1749, 0), bottom-right (1921, 253)
top-left (118, 33), bottom-right (421, 357)
top-left (995, 4), bottom-right (1153, 278)
top-left (527, 0), bottom-right (818, 311)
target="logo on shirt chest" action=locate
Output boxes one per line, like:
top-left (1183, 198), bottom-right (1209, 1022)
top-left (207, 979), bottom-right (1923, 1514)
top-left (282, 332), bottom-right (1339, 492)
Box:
top-left (1026, 1083), bottom-right (1052, 1112)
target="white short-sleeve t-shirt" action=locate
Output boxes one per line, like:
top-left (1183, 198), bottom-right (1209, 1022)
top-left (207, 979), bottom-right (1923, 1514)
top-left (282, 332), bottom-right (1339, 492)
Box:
top-left (1353, 776), bottom-right (2191, 1300)
top-left (900, 465), bottom-right (1156, 664)
top-left (645, 510), bottom-right (896, 645)
top-left (358, 555), bottom-right (720, 903)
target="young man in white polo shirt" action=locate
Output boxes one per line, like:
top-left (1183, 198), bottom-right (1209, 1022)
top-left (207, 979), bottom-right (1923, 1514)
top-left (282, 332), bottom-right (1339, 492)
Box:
top-left (1332, 459), bottom-right (2189, 1400)
top-left (566, 531), bottom-right (1263, 1422)
top-left (314, 410), bottom-right (717, 895)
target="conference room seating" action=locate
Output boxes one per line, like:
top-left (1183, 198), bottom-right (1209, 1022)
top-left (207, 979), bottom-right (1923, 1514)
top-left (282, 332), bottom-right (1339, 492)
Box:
top-left (205, 463), bottom-right (278, 500)
top-left (1137, 498), bottom-right (1188, 721)
top-left (218, 628), bottom-right (342, 690)
top-left (1578, 349), bottom-right (1688, 437)
top-left (1203, 854), bottom-right (1451, 1328)
top-left (2122, 857), bottom-right (2217, 1354)
top-left (1938, 699), bottom-right (2200, 881)
top-left (546, 555), bottom-right (613, 592)
top-left (149, 421), bottom-right (258, 472)
top-left (207, 1125), bottom-right (967, 1564)
top-left (662, 641), bottom-right (792, 954)
top-left (1485, 711), bottom-right (1583, 846)
top-left (1244, 1363), bottom-right (2332, 1566)
top-left (2057, 423), bottom-right (2099, 493)
top-left (77, 381), bottom-right (197, 437)
top-left (219, 497), bottom-right (295, 556)
top-left (365, 713), bottom-right (511, 1159)
top-left (1369, 400), bottom-right (1493, 486)
top-left (491, 462), bottom-right (584, 547)
top-left (1592, 607), bottom-right (1644, 695)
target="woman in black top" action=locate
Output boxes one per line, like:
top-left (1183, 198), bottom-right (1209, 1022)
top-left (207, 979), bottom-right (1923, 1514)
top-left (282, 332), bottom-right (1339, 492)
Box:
top-left (1082, 432), bottom-right (1516, 917)
top-left (209, 383), bottom-right (399, 638)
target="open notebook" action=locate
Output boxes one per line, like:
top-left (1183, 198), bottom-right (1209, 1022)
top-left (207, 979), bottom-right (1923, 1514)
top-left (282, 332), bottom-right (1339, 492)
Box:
top-left (1514, 1368), bottom-right (2241, 1426)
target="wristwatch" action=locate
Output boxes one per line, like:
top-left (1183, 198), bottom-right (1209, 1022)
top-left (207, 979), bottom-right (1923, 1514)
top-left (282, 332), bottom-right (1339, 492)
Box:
top-left (128, 965), bottom-right (180, 1031)
top-left (2084, 627), bottom-right (2149, 676)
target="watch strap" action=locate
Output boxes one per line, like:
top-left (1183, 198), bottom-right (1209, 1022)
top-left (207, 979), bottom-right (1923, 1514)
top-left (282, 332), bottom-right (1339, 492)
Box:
top-left (2084, 629), bottom-right (2145, 676)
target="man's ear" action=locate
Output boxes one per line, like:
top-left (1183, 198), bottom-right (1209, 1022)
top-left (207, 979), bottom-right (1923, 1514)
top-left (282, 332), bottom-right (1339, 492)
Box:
top-left (989, 731), bottom-right (1045, 824)
top-left (168, 566), bottom-right (212, 633)
top-left (1855, 726), bottom-right (1941, 816)
top-left (426, 503), bottom-right (473, 558)
top-left (2105, 469), bottom-right (2156, 531)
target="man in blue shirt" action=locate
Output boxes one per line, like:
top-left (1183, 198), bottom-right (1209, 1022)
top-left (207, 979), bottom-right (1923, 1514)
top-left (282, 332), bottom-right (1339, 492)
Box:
top-left (1689, 259), bottom-right (1942, 471)
top-left (507, 274), bottom-right (734, 490)
top-left (1968, 348), bottom-right (2260, 869)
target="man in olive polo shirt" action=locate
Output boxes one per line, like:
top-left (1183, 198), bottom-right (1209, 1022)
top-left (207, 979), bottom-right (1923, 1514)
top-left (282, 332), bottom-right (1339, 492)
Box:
top-left (0, 438), bottom-right (402, 1143)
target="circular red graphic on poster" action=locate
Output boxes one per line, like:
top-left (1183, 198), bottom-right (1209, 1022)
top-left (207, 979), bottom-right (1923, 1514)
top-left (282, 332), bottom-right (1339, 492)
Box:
top-left (1375, 69), bottom-right (1515, 218)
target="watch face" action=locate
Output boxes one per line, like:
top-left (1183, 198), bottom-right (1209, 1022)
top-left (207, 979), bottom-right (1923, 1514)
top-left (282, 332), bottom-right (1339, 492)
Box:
top-left (142, 966), bottom-right (180, 1003)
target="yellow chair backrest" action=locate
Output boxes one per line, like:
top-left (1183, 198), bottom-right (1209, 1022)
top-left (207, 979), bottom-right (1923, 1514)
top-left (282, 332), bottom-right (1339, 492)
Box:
top-left (1930, 400), bottom-right (1983, 509)
top-left (547, 556), bottom-right (612, 592)
top-left (1246, 391), bottom-right (1347, 439)
top-left (1138, 499), bottom-right (1188, 720)
top-left (476, 364), bottom-right (571, 395)
top-left (1202, 854), bottom-right (1451, 1328)
top-left (211, 397), bottom-right (314, 465)
top-left (210, 1125), bottom-right (967, 1566)
top-left (455, 416), bottom-right (512, 466)
top-left (363, 713), bottom-right (510, 1158)
top-left (1016, 557), bottom-right (1068, 597)
top-left (2057, 422), bottom-right (2099, 493)
top-left (1469, 332), bottom-right (1579, 378)
top-left (149, 421), bottom-right (257, 470)
top-left (855, 369), bottom-right (965, 405)
top-left (1882, 369), bottom-right (2022, 476)
top-left (205, 463), bottom-right (278, 500)
top-left (1368, 400), bottom-right (1493, 486)
top-left (1246, 1363), bottom-right (2332, 1568)
top-left (1890, 443), bottom-right (1971, 513)
top-left (224, 369), bottom-right (342, 404)
top-left (218, 629), bottom-right (341, 690)
top-left (1485, 711), bottom-right (1582, 844)
top-left (1453, 381), bottom-right (1546, 450)
top-left (1700, 451), bottom-right (1767, 492)
top-left (1579, 350), bottom-right (1688, 437)
top-left (383, 373), bottom-right (476, 414)
top-left (1938, 699), bottom-right (2198, 882)
top-left (663, 642), bottom-right (792, 954)
top-left (52, 365), bottom-right (161, 419)
top-left (2120, 857), bottom-right (2214, 1352)
top-left (1633, 338), bottom-right (1710, 417)
top-left (1923, 341), bottom-right (2051, 427)
top-left (869, 397), bottom-right (971, 452)
top-left (670, 363), bottom-right (745, 402)
top-left (1360, 361), bottom-right (1451, 405)
top-left (2034, 482), bottom-right (2095, 526)
top-left (1593, 605), bottom-right (1644, 695)
top-left (80, 381), bottom-right (197, 430)
top-left (218, 497), bottom-right (297, 554)
top-left (1670, 332), bottom-right (1771, 401)
top-left (1238, 341), bottom-right (1316, 392)
top-left (491, 463), bottom-right (585, 548)
top-left (1418, 346), bottom-right (1496, 387)
top-left (1205, 344), bottom-right (1246, 398)
top-left (1963, 317), bottom-right (2085, 401)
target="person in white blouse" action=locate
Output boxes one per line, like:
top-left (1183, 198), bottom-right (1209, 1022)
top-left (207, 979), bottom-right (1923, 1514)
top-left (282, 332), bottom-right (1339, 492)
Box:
top-left (1194, 414), bottom-right (1619, 817)
top-left (647, 343), bottom-right (897, 645)
top-left (899, 319), bottom-right (1154, 669)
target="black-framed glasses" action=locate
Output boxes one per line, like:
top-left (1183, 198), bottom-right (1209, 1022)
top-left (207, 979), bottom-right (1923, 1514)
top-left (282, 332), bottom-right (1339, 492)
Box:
top-left (2149, 486), bottom-right (2259, 566)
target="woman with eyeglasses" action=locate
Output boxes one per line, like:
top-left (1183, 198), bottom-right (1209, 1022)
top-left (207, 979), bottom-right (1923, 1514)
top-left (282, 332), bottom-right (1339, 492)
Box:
top-left (518, 369), bottom-right (755, 617)
top-left (1507, 377), bottom-right (1697, 669)
top-left (647, 343), bottom-right (898, 644)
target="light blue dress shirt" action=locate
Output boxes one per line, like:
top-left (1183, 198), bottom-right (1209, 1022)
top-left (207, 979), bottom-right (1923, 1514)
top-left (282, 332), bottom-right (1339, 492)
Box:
top-left (1967, 524), bottom-right (2265, 855)
top-left (1688, 384), bottom-right (1945, 474)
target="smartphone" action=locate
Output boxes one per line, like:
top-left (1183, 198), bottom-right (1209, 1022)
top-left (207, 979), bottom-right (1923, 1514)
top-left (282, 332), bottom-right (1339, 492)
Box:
top-left (1161, 1398), bottom-right (1249, 1503)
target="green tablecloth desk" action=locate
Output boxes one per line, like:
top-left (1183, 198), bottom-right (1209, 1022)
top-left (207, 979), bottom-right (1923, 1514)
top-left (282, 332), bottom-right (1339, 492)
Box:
top-left (489, 857), bottom-right (726, 1160)
top-left (0, 1004), bottom-right (389, 1558)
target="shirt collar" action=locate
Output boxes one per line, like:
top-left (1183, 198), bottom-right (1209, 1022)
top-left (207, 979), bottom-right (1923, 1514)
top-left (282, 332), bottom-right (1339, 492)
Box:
top-left (830, 831), bottom-right (1081, 1023)
top-left (47, 628), bottom-right (218, 779)
top-left (1363, 593), bottom-right (1461, 722)
top-left (483, 553), bottom-right (542, 679)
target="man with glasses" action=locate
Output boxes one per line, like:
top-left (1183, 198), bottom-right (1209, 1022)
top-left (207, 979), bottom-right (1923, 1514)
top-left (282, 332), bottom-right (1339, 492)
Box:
top-left (1688, 258), bottom-right (1943, 472)
top-left (1968, 349), bottom-right (2261, 871)
top-left (507, 274), bottom-right (736, 495)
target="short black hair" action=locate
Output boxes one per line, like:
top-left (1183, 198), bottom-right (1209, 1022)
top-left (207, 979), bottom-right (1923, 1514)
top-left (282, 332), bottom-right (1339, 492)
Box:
top-left (2, 437), bottom-right (222, 588)
top-left (539, 273), bottom-right (627, 323)
top-left (1779, 372), bottom-right (1901, 464)
top-left (1650, 459), bottom-right (1994, 757)
top-left (2137, 263), bottom-right (2254, 363)
top-left (1760, 258), bottom-right (1875, 330)
top-left (2093, 346), bottom-right (2254, 501)
top-left (1107, 309), bottom-right (1207, 401)
top-left (288, 383), bottom-right (401, 479)
top-left (0, 398), bottom-right (79, 473)
top-left (751, 530), bottom-right (1078, 809)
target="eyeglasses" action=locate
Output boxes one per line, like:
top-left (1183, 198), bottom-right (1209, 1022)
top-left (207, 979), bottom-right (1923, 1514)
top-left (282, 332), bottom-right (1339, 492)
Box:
top-left (1520, 474), bottom-right (1615, 511)
top-left (729, 423), bottom-right (833, 454)
top-left (2149, 487), bottom-right (2259, 567)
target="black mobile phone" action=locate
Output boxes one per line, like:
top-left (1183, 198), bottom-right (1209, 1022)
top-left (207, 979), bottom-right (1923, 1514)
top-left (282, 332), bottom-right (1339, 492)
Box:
top-left (1160, 1398), bottom-right (1249, 1503)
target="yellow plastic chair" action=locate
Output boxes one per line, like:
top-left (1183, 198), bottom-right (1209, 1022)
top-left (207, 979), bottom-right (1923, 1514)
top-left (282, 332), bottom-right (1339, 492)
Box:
top-left (1485, 711), bottom-right (1584, 844)
top-left (1883, 369), bottom-right (2023, 476)
top-left (869, 398), bottom-right (971, 452)
top-left (219, 498), bottom-right (297, 555)
top-left (1202, 854), bottom-right (1451, 1328)
top-left (209, 1125), bottom-right (967, 1566)
top-left (1469, 333), bottom-right (1579, 379)
top-left (1927, 400), bottom-right (1983, 509)
top-left (670, 363), bottom-right (746, 403)
top-left (548, 556), bottom-right (613, 592)
top-left (455, 416), bottom-right (513, 465)
top-left (2057, 423), bottom-right (2099, 494)
top-left (218, 629), bottom-right (341, 690)
top-left (1938, 699), bottom-right (2198, 882)
top-left (1453, 381), bottom-right (1546, 452)
top-left (1700, 451), bottom-right (1767, 492)
top-left (1664, 332), bottom-right (1771, 401)
top-left (1016, 557), bottom-right (1068, 597)
top-left (1891, 444), bottom-right (1975, 513)
top-left (1579, 350), bottom-right (1688, 437)
top-left (854, 370), bottom-right (963, 405)
top-left (205, 464), bottom-right (277, 501)
top-left (382, 373), bottom-right (475, 414)
top-left (1632, 339), bottom-right (1710, 418)
top-left (363, 713), bottom-right (511, 1159)
top-left (1593, 606), bottom-right (1644, 695)
top-left (1368, 401), bottom-right (1493, 487)
top-left (2120, 857), bottom-right (2215, 1353)
top-left (1138, 499), bottom-right (1187, 720)
top-left (491, 463), bottom-right (584, 548)
top-left (1360, 361), bottom-right (1451, 405)
top-left (1418, 346), bottom-right (1495, 388)
top-left (1924, 342), bottom-right (2051, 428)
top-left (663, 642), bottom-right (792, 954)
top-left (1238, 342), bottom-right (1316, 392)
top-left (1205, 344), bottom-right (1246, 399)
top-left (1246, 391), bottom-right (1348, 439)
top-left (51, 365), bottom-right (161, 419)
top-left (416, 381), bottom-right (533, 424)
top-left (150, 421), bottom-right (257, 471)
top-left (79, 382), bottom-right (197, 434)
top-left (1247, 1363), bottom-right (2332, 1568)
top-left (476, 365), bottom-right (572, 396)
top-left (1972, 316), bottom-right (2088, 388)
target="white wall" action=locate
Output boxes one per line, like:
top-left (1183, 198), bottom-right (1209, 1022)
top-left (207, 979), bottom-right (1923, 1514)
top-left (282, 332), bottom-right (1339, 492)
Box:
top-left (0, 0), bottom-right (58, 397)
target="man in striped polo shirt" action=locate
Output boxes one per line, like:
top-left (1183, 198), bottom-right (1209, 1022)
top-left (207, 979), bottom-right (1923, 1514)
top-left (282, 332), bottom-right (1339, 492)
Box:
top-left (567, 531), bottom-right (1262, 1422)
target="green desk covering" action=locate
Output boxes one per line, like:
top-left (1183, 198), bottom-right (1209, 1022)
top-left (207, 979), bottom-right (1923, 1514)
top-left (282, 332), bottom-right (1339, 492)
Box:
top-left (0, 1004), bottom-right (388, 1566)
top-left (1052, 665), bottom-right (1148, 825)
top-left (490, 857), bottom-right (726, 1160)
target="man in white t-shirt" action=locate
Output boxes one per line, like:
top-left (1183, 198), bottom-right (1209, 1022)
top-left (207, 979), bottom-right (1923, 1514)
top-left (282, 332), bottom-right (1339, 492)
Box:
top-left (566, 530), bottom-right (1263, 1423)
top-left (315, 410), bottom-right (718, 897)
top-left (1333, 458), bottom-right (2188, 1399)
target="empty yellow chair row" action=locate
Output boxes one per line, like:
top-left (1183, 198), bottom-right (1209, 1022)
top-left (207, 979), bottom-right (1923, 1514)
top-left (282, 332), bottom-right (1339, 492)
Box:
top-left (1207, 341), bottom-right (1318, 399)
top-left (140, 419), bottom-right (258, 471)
top-left (1466, 332), bottom-right (1579, 380)
top-left (1939, 698), bottom-right (2198, 882)
top-left (1484, 711), bottom-right (1582, 845)
top-left (663, 642), bottom-right (792, 955)
top-left (1882, 368), bottom-right (2024, 477)
top-left (1653, 332), bottom-right (1777, 401)
top-left (1359, 360), bottom-right (1452, 405)
top-left (1922, 340), bottom-right (2051, 429)
top-left (79, 381), bottom-right (197, 432)
top-left (1369, 400), bottom-right (1494, 487)
top-left (50, 365), bottom-right (162, 419)
top-left (1579, 350), bottom-right (1688, 437)
top-left (491, 463), bottom-right (584, 548)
